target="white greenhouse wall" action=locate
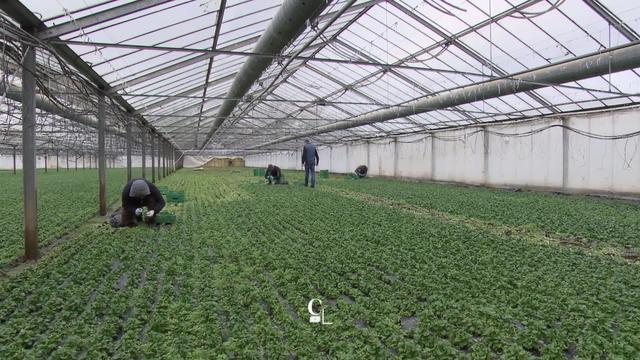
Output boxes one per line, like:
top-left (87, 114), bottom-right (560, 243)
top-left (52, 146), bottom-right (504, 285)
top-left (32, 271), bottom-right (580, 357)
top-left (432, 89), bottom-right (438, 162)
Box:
top-left (0, 155), bottom-right (153, 170)
top-left (245, 107), bottom-right (640, 196)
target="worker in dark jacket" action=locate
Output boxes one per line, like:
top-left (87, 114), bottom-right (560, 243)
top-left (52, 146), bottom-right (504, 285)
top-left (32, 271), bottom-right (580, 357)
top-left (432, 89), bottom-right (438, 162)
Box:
top-left (265, 164), bottom-right (284, 185)
top-left (121, 179), bottom-right (165, 226)
top-left (302, 139), bottom-right (319, 188)
top-left (355, 165), bottom-right (368, 178)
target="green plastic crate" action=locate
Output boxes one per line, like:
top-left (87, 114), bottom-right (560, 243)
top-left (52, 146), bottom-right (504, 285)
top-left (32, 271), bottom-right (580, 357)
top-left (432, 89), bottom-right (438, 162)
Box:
top-left (253, 168), bottom-right (266, 176)
top-left (346, 172), bottom-right (360, 179)
top-left (157, 185), bottom-right (169, 195)
top-left (155, 212), bottom-right (176, 224)
top-left (166, 190), bottom-right (186, 203)
top-left (319, 170), bottom-right (330, 179)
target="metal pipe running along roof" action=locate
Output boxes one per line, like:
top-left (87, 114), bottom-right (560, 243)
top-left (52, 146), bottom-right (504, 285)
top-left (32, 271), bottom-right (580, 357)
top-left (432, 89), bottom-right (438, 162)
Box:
top-left (198, 0), bottom-right (328, 150)
top-left (250, 41), bottom-right (640, 149)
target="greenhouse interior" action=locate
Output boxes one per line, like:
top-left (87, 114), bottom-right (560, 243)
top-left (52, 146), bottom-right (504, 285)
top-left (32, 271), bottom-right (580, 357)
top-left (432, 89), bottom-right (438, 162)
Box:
top-left (1, 0), bottom-right (640, 358)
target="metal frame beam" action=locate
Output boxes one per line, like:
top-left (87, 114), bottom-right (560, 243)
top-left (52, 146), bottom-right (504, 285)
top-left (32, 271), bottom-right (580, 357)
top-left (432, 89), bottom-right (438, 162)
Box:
top-left (198, 0), bottom-right (330, 149)
top-left (38, 0), bottom-right (174, 40)
top-left (252, 41), bottom-right (640, 149)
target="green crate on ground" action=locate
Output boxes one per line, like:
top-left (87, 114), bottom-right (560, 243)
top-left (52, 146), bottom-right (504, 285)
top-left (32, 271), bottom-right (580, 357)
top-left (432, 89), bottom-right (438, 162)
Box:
top-left (157, 185), bottom-right (169, 195)
top-left (155, 212), bottom-right (176, 224)
top-left (253, 168), bottom-right (266, 176)
top-left (166, 190), bottom-right (186, 203)
top-left (319, 170), bottom-right (330, 178)
top-left (346, 172), bottom-right (360, 179)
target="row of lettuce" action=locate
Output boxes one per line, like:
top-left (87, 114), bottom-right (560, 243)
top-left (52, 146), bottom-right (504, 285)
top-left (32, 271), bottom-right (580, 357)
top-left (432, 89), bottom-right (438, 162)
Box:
top-left (1, 170), bottom-right (639, 358)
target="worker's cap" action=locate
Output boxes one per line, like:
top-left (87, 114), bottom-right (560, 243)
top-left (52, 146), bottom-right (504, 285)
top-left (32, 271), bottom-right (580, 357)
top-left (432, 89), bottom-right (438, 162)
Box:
top-left (129, 179), bottom-right (151, 198)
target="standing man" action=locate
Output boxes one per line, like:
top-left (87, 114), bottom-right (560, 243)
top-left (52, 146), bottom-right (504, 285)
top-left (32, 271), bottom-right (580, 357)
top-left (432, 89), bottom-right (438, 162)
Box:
top-left (302, 139), bottom-right (319, 188)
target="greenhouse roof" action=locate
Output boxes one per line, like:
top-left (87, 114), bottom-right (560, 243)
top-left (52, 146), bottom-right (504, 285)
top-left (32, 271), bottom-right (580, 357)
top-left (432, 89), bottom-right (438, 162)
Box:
top-left (2, 0), bottom-right (640, 154)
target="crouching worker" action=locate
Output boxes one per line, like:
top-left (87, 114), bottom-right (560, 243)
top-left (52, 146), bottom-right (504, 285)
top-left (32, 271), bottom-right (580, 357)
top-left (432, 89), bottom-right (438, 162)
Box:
top-left (265, 164), bottom-right (287, 185)
top-left (355, 165), bottom-right (368, 178)
top-left (119, 179), bottom-right (165, 227)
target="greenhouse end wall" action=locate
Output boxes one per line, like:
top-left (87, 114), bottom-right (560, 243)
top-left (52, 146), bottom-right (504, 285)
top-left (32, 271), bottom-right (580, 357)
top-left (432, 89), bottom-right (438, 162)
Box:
top-left (245, 107), bottom-right (640, 195)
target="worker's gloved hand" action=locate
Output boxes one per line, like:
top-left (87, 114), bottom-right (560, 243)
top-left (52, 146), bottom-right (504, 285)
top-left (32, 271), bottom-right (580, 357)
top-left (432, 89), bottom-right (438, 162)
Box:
top-left (146, 210), bottom-right (155, 218)
top-left (135, 208), bottom-right (143, 216)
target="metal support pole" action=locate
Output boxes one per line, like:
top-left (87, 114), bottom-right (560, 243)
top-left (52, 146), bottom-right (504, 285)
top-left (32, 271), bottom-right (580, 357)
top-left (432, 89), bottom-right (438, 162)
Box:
top-left (482, 126), bottom-right (489, 184)
top-left (98, 94), bottom-right (107, 216)
top-left (66, 150), bottom-right (69, 171)
top-left (150, 132), bottom-right (156, 183)
top-left (157, 135), bottom-right (162, 181)
top-left (141, 129), bottom-right (146, 179)
top-left (44, 153), bottom-right (48, 173)
top-left (393, 137), bottom-right (399, 178)
top-left (126, 117), bottom-right (132, 181)
top-left (56, 150), bottom-right (59, 172)
top-left (162, 140), bottom-right (166, 178)
top-left (82, 154), bottom-right (85, 169)
top-left (431, 133), bottom-right (436, 181)
top-left (22, 43), bottom-right (38, 260)
top-left (12, 145), bottom-right (16, 174)
top-left (562, 117), bottom-right (569, 190)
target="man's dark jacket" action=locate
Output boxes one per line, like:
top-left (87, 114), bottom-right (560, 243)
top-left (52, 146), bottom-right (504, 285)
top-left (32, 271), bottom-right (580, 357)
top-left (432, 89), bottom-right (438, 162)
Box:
top-left (265, 165), bottom-right (282, 179)
top-left (121, 179), bottom-right (165, 225)
top-left (302, 143), bottom-right (319, 165)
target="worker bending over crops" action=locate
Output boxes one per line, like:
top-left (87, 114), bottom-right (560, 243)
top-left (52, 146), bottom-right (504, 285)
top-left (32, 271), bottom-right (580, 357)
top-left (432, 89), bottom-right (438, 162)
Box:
top-left (302, 139), bottom-right (319, 188)
top-left (265, 164), bottom-right (286, 185)
top-left (355, 165), bottom-right (368, 178)
top-left (119, 179), bottom-right (165, 226)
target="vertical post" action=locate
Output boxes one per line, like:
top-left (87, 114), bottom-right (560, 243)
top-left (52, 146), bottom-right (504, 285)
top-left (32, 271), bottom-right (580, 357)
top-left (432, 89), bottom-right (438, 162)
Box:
top-left (44, 153), bottom-right (48, 173)
top-left (75, 155), bottom-right (78, 171)
top-left (366, 140), bottom-right (370, 170)
top-left (431, 133), bottom-right (436, 181)
top-left (150, 132), bottom-right (156, 183)
top-left (66, 150), bottom-right (69, 171)
top-left (126, 117), bottom-right (132, 181)
top-left (562, 117), bottom-right (569, 190)
top-left (98, 94), bottom-right (107, 216)
top-left (157, 135), bottom-right (162, 181)
top-left (82, 154), bottom-right (85, 169)
top-left (12, 145), bottom-right (17, 174)
top-left (162, 140), bottom-right (167, 178)
top-left (22, 43), bottom-right (38, 260)
top-left (56, 150), bottom-right (59, 172)
top-left (482, 126), bottom-right (489, 185)
top-left (393, 137), bottom-right (399, 178)
top-left (141, 128), bottom-right (146, 179)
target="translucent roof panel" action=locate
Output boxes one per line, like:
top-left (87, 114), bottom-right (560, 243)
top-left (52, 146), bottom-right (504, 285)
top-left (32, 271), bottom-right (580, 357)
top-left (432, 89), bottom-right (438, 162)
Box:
top-left (7, 0), bottom-right (640, 151)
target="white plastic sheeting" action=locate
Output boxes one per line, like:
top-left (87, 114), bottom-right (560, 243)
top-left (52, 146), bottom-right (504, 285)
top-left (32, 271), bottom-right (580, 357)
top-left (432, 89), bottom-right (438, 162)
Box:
top-left (246, 107), bottom-right (640, 195)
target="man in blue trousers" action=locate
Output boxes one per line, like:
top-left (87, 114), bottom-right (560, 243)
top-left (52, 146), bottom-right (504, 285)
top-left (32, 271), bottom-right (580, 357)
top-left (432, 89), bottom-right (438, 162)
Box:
top-left (302, 139), bottom-right (319, 188)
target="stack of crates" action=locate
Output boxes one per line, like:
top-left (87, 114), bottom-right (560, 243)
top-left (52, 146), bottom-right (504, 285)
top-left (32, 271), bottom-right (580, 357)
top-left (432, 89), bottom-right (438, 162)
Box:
top-left (319, 170), bottom-right (330, 179)
top-left (167, 190), bottom-right (186, 204)
top-left (155, 212), bottom-right (177, 225)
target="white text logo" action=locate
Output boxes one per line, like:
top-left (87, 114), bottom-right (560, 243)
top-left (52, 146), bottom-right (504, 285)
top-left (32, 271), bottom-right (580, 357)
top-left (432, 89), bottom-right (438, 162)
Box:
top-left (308, 298), bottom-right (332, 325)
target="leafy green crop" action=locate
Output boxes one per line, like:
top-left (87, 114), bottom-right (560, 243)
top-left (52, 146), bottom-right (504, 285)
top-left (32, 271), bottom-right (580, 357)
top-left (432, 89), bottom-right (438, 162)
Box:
top-left (0, 169), bottom-right (139, 266)
top-left (0, 169), bottom-right (638, 359)
top-left (321, 175), bottom-right (640, 249)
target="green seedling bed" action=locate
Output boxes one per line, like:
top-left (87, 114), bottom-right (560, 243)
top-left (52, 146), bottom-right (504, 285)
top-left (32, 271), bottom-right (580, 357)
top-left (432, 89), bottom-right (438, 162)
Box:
top-left (167, 190), bottom-right (186, 203)
top-left (155, 212), bottom-right (176, 224)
